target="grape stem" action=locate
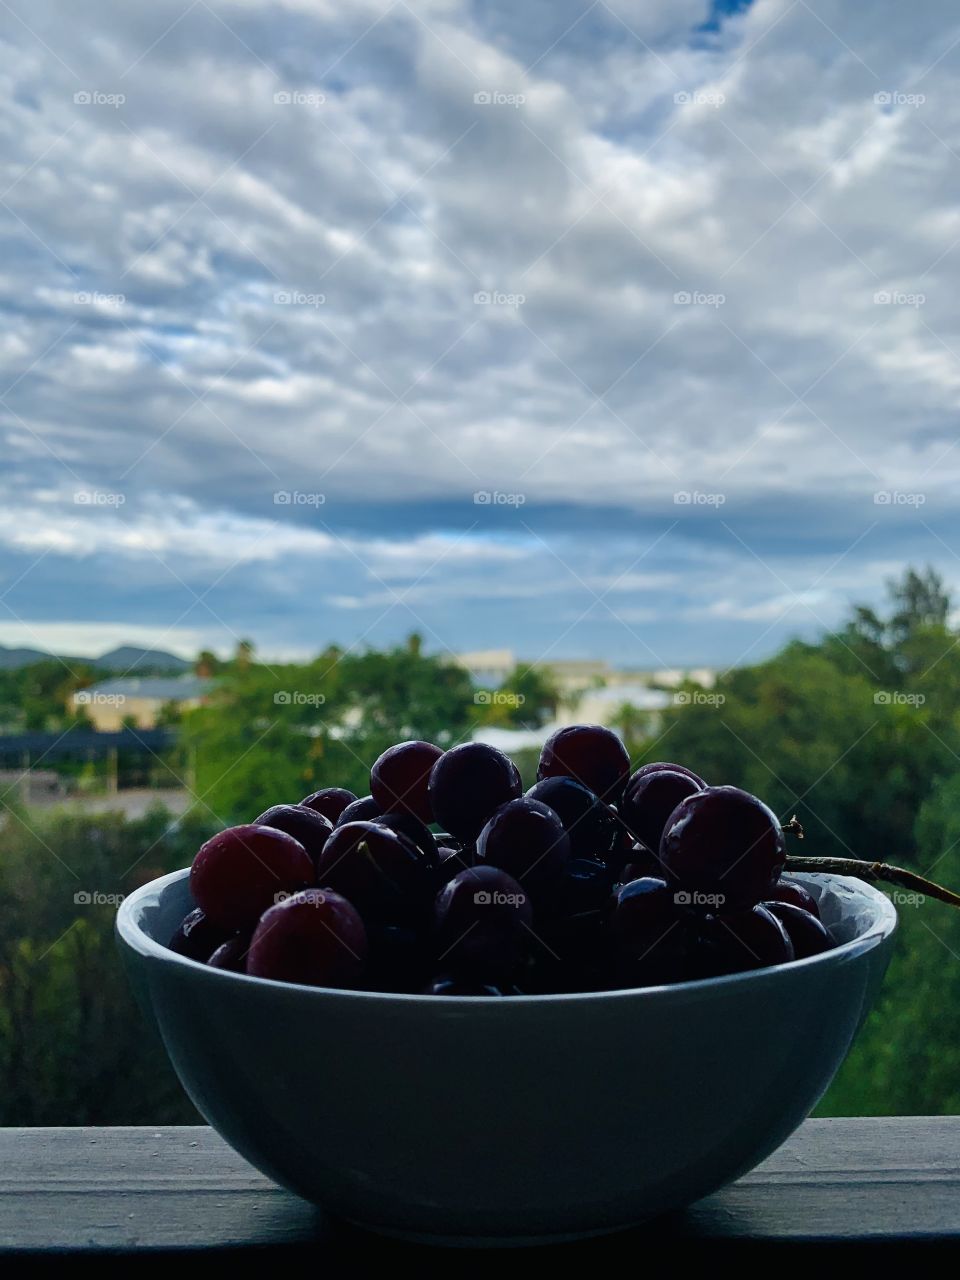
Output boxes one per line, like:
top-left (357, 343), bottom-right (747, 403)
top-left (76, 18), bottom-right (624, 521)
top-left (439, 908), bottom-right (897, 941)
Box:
top-left (785, 855), bottom-right (960, 910)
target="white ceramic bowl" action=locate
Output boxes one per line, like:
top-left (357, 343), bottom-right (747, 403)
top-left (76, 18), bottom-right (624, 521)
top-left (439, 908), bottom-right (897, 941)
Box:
top-left (117, 869), bottom-right (896, 1245)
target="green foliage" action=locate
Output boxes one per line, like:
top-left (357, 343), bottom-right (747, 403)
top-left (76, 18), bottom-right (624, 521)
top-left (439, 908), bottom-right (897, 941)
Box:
top-left (0, 802), bottom-right (217, 1124)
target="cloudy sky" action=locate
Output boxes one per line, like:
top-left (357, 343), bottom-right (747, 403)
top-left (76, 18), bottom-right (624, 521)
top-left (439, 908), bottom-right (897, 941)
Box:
top-left (1, 0), bottom-right (958, 668)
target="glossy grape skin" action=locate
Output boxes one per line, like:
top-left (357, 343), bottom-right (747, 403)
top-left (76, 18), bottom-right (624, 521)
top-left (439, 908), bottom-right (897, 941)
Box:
top-left (765, 901), bottom-right (833, 959)
top-left (768, 877), bottom-right (820, 918)
top-left (207, 936), bottom-right (249, 972)
top-left (372, 811), bottom-right (439, 866)
top-left (610, 876), bottom-right (692, 987)
top-left (315, 821), bottom-right (431, 924)
top-left (525, 776), bottom-right (615, 859)
top-left (660, 786), bottom-right (786, 908)
top-left (697, 904), bottom-right (795, 975)
top-left (190, 825), bottom-right (314, 931)
top-left (335, 794), bottom-right (382, 826)
top-left (300, 787), bottom-right (357, 824)
top-left (168, 907), bottom-right (231, 962)
top-left (247, 889), bottom-right (367, 988)
top-left (253, 804), bottom-right (333, 868)
top-left (370, 740), bottom-right (442, 824)
top-left (620, 769), bottom-right (703, 855)
top-left (428, 743), bottom-right (522, 842)
top-left (475, 798), bottom-right (571, 895)
top-left (628, 761), bottom-right (705, 789)
top-left (537, 724), bottom-right (631, 803)
top-left (433, 866), bottom-right (532, 981)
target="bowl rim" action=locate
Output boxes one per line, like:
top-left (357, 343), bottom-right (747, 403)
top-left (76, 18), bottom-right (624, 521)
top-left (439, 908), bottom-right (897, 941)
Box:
top-left (117, 866), bottom-right (898, 1007)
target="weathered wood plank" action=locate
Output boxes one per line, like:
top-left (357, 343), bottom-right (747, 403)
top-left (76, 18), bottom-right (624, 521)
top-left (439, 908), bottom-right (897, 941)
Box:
top-left (0, 1118), bottom-right (958, 1251)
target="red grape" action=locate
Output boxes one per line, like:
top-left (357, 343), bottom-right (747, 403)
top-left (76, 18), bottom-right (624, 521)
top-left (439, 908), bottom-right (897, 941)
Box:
top-left (768, 877), bottom-right (820, 918)
top-left (253, 803), bottom-right (333, 868)
top-left (620, 769), bottom-right (702, 854)
top-left (370, 740), bottom-right (442, 823)
top-left (525, 776), bottom-right (615, 858)
top-left (434, 865), bottom-right (531, 980)
top-left (247, 889), bottom-right (367, 988)
top-left (315, 820), bottom-right (431, 923)
top-left (207, 936), bottom-right (249, 972)
top-left (660, 786), bottom-right (786, 908)
top-left (698, 904), bottom-right (795, 974)
top-left (372, 811), bottom-right (439, 866)
top-left (169, 907), bottom-right (231, 963)
top-left (765, 901), bottom-right (833, 958)
top-left (335, 794), bottom-right (381, 825)
top-left (628, 761), bottom-right (705, 788)
top-left (300, 787), bottom-right (357, 824)
top-left (190, 825), bottom-right (314, 931)
top-left (537, 724), bottom-right (631, 802)
top-left (428, 743), bottom-right (522, 841)
top-left (475, 797), bottom-right (571, 894)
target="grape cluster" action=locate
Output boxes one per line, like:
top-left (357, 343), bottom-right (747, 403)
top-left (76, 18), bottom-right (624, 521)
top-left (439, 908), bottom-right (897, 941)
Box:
top-left (169, 725), bottom-right (835, 994)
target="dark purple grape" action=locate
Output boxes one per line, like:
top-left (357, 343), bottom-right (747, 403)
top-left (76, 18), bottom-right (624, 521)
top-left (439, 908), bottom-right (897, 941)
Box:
top-left (768, 878), bottom-right (820, 918)
top-left (475, 798), bottom-right (570, 894)
top-left (207, 936), bottom-right (249, 972)
top-left (620, 769), bottom-right (702, 854)
top-left (428, 743), bottom-right (522, 842)
top-left (253, 803), bottom-right (333, 868)
top-left (659, 786), bottom-right (786, 909)
top-left (610, 876), bottom-right (691, 987)
top-left (168, 907), bottom-right (231, 962)
top-left (619, 847), bottom-right (663, 882)
top-left (372, 811), bottom-right (439, 866)
top-left (300, 787), bottom-right (357, 824)
top-left (543, 855), bottom-right (615, 920)
top-left (370, 740), bottom-right (442, 823)
top-left (422, 975), bottom-right (517, 996)
top-left (697, 904), bottom-right (794, 974)
top-left (247, 889), bottom-right (367, 987)
top-left (191, 825), bottom-right (314, 931)
top-left (537, 724), bottom-right (631, 803)
top-left (628, 761), bottom-right (705, 788)
top-left (315, 821), bottom-right (431, 923)
top-left (765, 901), bottom-right (833, 959)
top-left (434, 866), bottom-right (531, 980)
top-left (335, 794), bottom-right (382, 826)
top-left (525, 776), bottom-right (615, 858)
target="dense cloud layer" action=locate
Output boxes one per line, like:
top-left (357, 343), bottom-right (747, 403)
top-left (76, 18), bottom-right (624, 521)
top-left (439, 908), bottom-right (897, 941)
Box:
top-left (1, 0), bottom-right (957, 664)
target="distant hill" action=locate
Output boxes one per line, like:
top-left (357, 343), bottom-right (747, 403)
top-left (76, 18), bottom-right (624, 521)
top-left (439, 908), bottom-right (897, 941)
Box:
top-left (0, 644), bottom-right (191, 673)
